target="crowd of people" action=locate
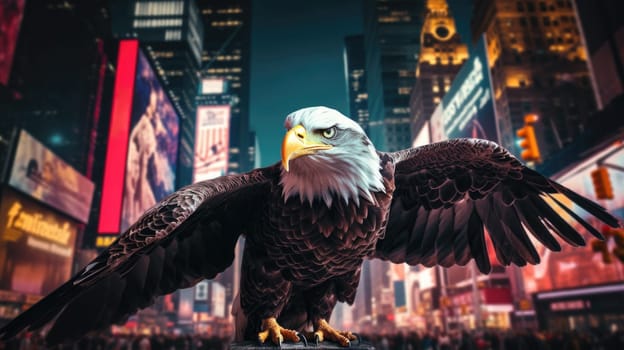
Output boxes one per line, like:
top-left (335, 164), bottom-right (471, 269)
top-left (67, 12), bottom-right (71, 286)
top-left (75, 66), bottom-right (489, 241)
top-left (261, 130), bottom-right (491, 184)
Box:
top-left (1, 328), bottom-right (624, 350)
top-left (362, 329), bottom-right (624, 350)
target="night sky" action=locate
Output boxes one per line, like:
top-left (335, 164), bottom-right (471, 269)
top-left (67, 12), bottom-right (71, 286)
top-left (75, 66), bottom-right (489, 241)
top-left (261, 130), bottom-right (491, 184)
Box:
top-left (249, 0), bottom-right (473, 167)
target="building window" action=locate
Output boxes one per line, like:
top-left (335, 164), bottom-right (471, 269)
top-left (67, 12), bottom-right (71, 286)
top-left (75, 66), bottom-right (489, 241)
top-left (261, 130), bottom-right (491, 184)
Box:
top-left (398, 87), bottom-right (411, 95)
top-left (134, 1), bottom-right (184, 16)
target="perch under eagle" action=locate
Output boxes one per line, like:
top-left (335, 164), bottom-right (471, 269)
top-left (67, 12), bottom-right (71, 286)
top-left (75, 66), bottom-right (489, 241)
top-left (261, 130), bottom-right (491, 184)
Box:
top-left (0, 106), bottom-right (620, 347)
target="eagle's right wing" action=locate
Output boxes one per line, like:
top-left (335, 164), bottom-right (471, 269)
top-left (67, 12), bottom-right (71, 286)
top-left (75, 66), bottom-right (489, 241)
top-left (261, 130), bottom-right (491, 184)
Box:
top-left (0, 164), bottom-right (280, 345)
top-left (375, 139), bottom-right (620, 273)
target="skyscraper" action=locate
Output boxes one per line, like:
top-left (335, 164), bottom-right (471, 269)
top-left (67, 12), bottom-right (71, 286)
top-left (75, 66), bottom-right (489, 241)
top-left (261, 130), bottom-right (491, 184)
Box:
top-left (471, 0), bottom-right (596, 162)
top-left (410, 0), bottom-right (468, 141)
top-left (197, 0), bottom-right (254, 175)
top-left (363, 0), bottom-right (426, 152)
top-left (110, 0), bottom-right (204, 187)
top-left (344, 35), bottom-right (370, 134)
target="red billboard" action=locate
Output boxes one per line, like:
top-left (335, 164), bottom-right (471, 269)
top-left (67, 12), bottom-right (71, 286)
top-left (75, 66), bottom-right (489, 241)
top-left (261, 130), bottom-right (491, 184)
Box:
top-left (0, 188), bottom-right (78, 296)
top-left (521, 144), bottom-right (624, 294)
top-left (8, 130), bottom-right (95, 223)
top-left (98, 39), bottom-right (180, 235)
top-left (0, 0), bottom-right (25, 85)
top-left (194, 105), bottom-right (230, 182)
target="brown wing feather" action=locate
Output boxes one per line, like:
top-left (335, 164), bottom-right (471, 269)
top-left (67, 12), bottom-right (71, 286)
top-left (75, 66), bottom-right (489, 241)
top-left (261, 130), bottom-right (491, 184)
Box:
top-left (375, 138), bottom-right (620, 273)
top-left (0, 165), bottom-right (279, 345)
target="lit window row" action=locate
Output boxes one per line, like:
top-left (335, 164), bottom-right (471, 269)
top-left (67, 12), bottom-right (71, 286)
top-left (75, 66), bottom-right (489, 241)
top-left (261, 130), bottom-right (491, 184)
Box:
top-left (134, 1), bottom-right (183, 16)
top-left (133, 18), bottom-right (183, 28)
top-left (398, 87), bottom-right (411, 95)
top-left (392, 107), bottom-right (410, 114)
top-left (378, 16), bottom-right (411, 23)
top-left (164, 30), bottom-right (182, 41)
top-left (206, 67), bottom-right (242, 74)
top-left (152, 51), bottom-right (175, 58)
top-left (166, 70), bottom-right (184, 76)
top-left (212, 20), bottom-right (242, 27)
top-left (217, 8), bottom-right (242, 14)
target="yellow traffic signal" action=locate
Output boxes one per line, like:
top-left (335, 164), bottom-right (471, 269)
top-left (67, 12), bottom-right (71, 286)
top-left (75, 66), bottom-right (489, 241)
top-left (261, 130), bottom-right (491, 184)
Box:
top-left (590, 166), bottom-right (614, 200)
top-left (517, 125), bottom-right (541, 162)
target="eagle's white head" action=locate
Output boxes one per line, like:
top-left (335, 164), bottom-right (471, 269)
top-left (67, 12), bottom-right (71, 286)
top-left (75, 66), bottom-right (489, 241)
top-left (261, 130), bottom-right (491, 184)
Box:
top-left (280, 106), bottom-right (385, 207)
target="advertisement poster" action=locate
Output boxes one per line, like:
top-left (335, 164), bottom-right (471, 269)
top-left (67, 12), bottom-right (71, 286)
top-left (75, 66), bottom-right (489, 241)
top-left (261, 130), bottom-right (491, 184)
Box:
top-left (0, 188), bottom-right (78, 296)
top-left (431, 35), bottom-right (498, 143)
top-left (8, 130), bottom-right (95, 223)
top-left (120, 51), bottom-right (179, 231)
top-left (0, 0), bottom-right (25, 85)
top-left (194, 105), bottom-right (230, 182)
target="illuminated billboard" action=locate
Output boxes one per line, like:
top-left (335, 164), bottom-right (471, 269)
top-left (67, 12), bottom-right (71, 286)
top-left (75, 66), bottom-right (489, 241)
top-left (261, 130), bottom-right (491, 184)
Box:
top-left (194, 105), bottom-right (230, 182)
top-left (0, 188), bottom-right (78, 296)
top-left (8, 130), bottom-right (95, 223)
top-left (0, 0), bottom-right (25, 85)
top-left (521, 145), bottom-right (624, 294)
top-left (200, 78), bottom-right (225, 95)
top-left (98, 40), bottom-right (180, 234)
top-left (120, 50), bottom-right (179, 231)
top-left (435, 35), bottom-right (498, 143)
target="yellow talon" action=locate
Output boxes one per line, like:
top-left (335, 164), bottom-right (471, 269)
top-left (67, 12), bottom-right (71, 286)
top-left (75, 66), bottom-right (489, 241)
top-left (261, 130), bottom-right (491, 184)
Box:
top-left (257, 317), bottom-right (300, 345)
top-left (311, 319), bottom-right (356, 347)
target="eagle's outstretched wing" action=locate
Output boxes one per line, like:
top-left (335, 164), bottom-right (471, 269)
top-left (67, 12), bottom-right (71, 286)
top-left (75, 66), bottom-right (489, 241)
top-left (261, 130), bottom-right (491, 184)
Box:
top-left (0, 165), bottom-right (279, 345)
top-left (375, 138), bottom-right (620, 273)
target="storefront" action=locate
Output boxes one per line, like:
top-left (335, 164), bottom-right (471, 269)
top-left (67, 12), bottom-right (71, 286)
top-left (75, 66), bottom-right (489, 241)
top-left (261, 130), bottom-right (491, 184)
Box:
top-left (533, 283), bottom-right (624, 332)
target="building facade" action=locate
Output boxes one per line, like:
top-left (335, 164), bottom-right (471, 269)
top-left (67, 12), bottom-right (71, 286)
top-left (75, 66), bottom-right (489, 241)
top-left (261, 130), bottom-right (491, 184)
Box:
top-left (110, 0), bottom-right (204, 187)
top-left (471, 0), bottom-right (596, 162)
top-left (197, 0), bottom-right (255, 175)
top-left (409, 0), bottom-right (468, 141)
top-left (364, 0), bottom-right (426, 152)
top-left (344, 35), bottom-right (371, 135)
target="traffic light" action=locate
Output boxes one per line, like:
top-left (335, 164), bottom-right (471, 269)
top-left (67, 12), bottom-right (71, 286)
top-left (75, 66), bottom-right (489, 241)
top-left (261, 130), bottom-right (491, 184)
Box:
top-left (517, 114), bottom-right (541, 162)
top-left (591, 166), bottom-right (614, 200)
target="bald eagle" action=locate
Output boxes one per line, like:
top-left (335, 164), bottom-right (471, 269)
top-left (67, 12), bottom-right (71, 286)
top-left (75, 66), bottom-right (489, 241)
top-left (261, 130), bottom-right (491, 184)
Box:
top-left (0, 107), bottom-right (620, 346)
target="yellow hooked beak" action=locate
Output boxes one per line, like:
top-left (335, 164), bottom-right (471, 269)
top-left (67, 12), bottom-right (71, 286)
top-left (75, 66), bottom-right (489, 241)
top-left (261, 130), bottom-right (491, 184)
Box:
top-left (281, 124), bottom-right (332, 172)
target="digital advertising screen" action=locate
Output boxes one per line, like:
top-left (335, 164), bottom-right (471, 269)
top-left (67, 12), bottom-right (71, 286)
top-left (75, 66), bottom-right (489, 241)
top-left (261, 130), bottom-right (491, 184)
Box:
top-left (8, 130), bottom-right (95, 224)
top-left (0, 188), bottom-right (78, 296)
top-left (0, 0), bottom-right (26, 85)
top-left (438, 34), bottom-right (498, 143)
top-left (194, 105), bottom-right (230, 182)
top-left (98, 40), bottom-right (180, 236)
top-left (521, 145), bottom-right (624, 294)
top-left (120, 50), bottom-right (180, 231)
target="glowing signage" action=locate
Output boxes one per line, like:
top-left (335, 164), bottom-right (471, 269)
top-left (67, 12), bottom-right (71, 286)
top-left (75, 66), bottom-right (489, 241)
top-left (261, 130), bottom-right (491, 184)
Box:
top-left (0, 189), bottom-right (78, 295)
top-left (4, 201), bottom-right (74, 246)
top-left (200, 78), bottom-right (225, 94)
top-left (98, 39), bottom-right (139, 234)
top-left (120, 50), bottom-right (180, 232)
top-left (194, 105), bottom-right (230, 182)
top-left (0, 0), bottom-right (26, 85)
top-left (9, 130), bottom-right (95, 223)
top-left (437, 35), bottom-right (498, 142)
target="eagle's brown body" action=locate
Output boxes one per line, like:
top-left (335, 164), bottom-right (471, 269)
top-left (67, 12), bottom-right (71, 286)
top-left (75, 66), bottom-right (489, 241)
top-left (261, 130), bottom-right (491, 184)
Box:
top-left (240, 154), bottom-right (395, 338)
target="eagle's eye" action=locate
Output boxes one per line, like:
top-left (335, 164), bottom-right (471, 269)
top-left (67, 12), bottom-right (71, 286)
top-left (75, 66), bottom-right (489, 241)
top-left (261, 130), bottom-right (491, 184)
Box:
top-left (321, 127), bottom-right (337, 139)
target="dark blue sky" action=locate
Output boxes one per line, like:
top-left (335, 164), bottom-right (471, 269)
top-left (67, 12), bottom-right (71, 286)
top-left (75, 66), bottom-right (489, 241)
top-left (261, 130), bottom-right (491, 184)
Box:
top-left (249, 0), bottom-right (473, 167)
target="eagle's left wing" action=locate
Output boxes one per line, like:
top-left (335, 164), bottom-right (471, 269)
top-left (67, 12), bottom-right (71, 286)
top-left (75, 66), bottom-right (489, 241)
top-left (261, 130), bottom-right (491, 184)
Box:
top-left (0, 165), bottom-right (279, 345)
top-left (374, 138), bottom-right (620, 273)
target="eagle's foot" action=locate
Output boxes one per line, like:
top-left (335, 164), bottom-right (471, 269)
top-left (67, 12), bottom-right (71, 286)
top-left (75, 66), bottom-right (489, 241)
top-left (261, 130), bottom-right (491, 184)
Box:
top-left (309, 318), bottom-right (356, 347)
top-left (257, 317), bottom-right (300, 346)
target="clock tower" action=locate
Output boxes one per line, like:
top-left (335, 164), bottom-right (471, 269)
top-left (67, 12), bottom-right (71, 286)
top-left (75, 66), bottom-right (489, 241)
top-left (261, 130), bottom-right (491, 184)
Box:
top-left (409, 0), bottom-right (468, 142)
